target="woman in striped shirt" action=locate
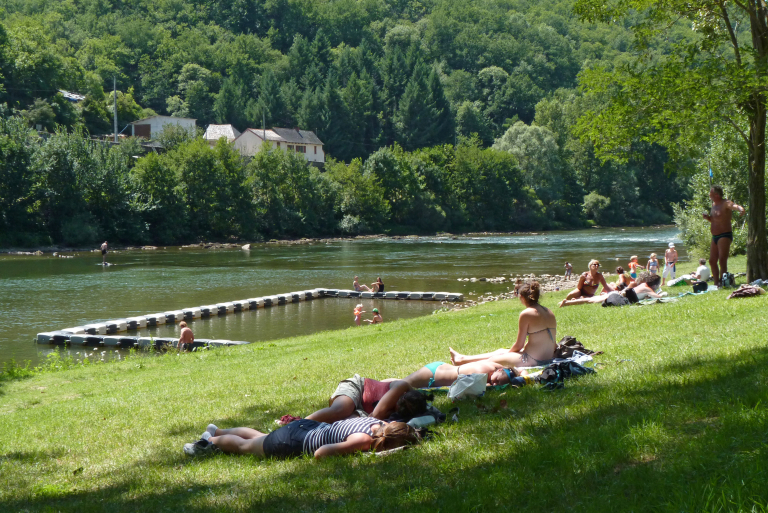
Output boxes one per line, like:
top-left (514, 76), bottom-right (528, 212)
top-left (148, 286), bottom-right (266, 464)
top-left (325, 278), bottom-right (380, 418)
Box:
top-left (183, 417), bottom-right (420, 459)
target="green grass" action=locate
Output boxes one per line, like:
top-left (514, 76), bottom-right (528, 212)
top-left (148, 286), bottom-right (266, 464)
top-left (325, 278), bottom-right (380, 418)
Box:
top-left (2, 256), bottom-right (767, 512)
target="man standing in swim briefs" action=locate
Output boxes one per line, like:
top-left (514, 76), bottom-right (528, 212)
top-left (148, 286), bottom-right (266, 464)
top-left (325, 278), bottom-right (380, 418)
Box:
top-left (100, 241), bottom-right (108, 265)
top-left (704, 185), bottom-right (745, 287)
top-left (662, 243), bottom-right (678, 286)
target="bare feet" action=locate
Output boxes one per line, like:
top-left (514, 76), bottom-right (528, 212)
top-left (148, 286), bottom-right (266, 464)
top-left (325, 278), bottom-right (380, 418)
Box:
top-left (558, 299), bottom-right (567, 308)
top-left (448, 347), bottom-right (464, 365)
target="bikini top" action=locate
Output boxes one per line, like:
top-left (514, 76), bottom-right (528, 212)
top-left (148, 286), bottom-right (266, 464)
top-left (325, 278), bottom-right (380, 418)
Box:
top-left (580, 272), bottom-right (600, 290)
top-left (527, 326), bottom-right (556, 344)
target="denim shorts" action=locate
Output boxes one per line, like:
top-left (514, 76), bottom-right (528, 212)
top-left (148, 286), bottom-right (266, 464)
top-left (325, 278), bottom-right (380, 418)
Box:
top-left (262, 419), bottom-right (324, 458)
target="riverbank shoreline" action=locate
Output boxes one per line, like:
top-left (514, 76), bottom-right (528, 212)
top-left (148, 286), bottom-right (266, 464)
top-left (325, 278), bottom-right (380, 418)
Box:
top-left (1, 255), bottom-right (765, 512)
top-left (0, 225), bottom-right (677, 255)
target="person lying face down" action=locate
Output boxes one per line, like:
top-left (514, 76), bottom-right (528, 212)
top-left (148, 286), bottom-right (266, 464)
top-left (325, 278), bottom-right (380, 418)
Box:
top-left (185, 418), bottom-right (421, 460)
top-left (305, 377), bottom-right (427, 425)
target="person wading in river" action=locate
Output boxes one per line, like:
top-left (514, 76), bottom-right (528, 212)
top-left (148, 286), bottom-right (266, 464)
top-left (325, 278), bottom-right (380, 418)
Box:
top-left (704, 185), bottom-right (745, 287)
top-left (100, 241), bottom-right (108, 265)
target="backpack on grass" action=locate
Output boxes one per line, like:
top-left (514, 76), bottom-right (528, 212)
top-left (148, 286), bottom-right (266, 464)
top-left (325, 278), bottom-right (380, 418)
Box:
top-left (538, 361), bottom-right (596, 391)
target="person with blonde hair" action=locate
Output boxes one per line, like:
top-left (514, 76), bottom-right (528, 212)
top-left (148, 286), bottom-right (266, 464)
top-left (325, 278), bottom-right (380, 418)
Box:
top-left (647, 253), bottom-right (659, 275)
top-left (449, 281), bottom-right (557, 367)
top-left (563, 260), bottom-right (611, 301)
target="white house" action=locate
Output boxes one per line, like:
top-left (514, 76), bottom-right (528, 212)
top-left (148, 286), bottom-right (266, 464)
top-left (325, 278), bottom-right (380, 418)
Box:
top-left (130, 115), bottom-right (196, 139)
top-left (234, 127), bottom-right (324, 164)
top-left (203, 124), bottom-right (241, 146)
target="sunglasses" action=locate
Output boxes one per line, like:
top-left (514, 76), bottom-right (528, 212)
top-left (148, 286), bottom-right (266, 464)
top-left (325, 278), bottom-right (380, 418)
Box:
top-left (591, 263), bottom-right (600, 267)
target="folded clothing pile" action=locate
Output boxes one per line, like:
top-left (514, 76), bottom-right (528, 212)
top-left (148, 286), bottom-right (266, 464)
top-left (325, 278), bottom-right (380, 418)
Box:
top-left (727, 284), bottom-right (766, 299)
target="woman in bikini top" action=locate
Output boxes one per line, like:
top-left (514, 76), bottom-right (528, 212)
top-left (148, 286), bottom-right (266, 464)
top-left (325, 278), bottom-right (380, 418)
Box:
top-left (564, 260), bottom-right (610, 300)
top-left (448, 281), bottom-right (557, 368)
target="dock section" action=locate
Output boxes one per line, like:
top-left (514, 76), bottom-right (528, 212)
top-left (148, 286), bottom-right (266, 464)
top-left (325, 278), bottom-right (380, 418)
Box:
top-left (36, 288), bottom-right (464, 347)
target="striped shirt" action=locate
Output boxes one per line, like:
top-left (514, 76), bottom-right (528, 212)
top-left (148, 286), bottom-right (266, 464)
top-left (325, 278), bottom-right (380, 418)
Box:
top-left (303, 417), bottom-right (382, 455)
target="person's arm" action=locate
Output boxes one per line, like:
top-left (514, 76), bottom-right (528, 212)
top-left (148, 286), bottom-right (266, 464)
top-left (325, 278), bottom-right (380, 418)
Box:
top-left (370, 381), bottom-right (410, 419)
top-left (509, 311), bottom-right (529, 353)
top-left (314, 433), bottom-right (372, 459)
top-left (599, 273), bottom-right (611, 293)
top-left (729, 201), bottom-right (746, 215)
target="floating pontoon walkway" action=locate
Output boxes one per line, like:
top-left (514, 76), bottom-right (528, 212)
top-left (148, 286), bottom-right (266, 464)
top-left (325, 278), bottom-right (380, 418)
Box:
top-left (36, 288), bottom-right (464, 347)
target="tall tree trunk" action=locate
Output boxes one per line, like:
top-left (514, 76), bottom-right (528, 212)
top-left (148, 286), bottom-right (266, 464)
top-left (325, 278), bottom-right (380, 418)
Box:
top-left (746, 99), bottom-right (768, 282)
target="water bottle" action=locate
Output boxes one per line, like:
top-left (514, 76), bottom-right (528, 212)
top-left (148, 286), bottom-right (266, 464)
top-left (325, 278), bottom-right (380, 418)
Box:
top-left (407, 415), bottom-right (436, 429)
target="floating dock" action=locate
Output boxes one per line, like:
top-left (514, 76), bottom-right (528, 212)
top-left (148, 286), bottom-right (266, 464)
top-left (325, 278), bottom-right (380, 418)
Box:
top-left (36, 288), bottom-right (464, 347)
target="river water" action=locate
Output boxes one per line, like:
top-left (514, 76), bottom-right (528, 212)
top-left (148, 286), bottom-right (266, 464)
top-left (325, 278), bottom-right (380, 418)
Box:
top-left (0, 227), bottom-right (684, 366)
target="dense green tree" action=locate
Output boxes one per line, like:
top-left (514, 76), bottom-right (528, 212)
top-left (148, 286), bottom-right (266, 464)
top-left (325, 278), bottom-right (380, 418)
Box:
top-left (456, 101), bottom-right (492, 146)
top-left (493, 121), bottom-right (563, 207)
top-left (324, 157), bottom-right (389, 233)
top-left (213, 77), bottom-right (250, 130)
top-left (320, 72), bottom-right (352, 161)
top-left (574, 0), bottom-right (768, 280)
top-left (168, 138), bottom-right (251, 239)
top-left (0, 116), bottom-right (39, 243)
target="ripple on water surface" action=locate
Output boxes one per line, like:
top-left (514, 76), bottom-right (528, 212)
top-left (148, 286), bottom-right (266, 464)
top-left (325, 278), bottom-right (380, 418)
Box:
top-left (0, 227), bottom-right (683, 364)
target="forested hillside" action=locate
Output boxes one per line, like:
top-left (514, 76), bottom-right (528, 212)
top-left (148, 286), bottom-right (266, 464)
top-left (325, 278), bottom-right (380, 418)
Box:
top-left (0, 0), bottom-right (691, 246)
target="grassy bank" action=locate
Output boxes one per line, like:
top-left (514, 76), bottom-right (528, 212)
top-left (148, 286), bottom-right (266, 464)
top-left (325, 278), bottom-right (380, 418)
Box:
top-left (2, 257), bottom-right (767, 512)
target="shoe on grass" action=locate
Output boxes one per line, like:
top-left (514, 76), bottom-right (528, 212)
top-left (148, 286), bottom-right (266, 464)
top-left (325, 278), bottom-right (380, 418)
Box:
top-left (183, 439), bottom-right (220, 457)
top-left (206, 424), bottom-right (218, 437)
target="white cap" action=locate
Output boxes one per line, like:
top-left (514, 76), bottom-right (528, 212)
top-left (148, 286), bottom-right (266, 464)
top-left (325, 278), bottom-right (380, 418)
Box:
top-left (668, 242), bottom-right (675, 248)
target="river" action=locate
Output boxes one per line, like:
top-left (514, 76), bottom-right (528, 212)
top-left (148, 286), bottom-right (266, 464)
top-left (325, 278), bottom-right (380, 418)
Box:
top-left (0, 226), bottom-right (684, 366)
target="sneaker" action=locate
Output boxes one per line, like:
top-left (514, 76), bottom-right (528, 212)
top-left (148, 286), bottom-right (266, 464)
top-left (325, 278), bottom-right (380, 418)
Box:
top-left (206, 424), bottom-right (218, 437)
top-left (201, 431), bottom-right (212, 441)
top-left (183, 439), bottom-right (220, 457)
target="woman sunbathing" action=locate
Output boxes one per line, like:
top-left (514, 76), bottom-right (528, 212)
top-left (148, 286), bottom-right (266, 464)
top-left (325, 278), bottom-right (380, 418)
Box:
top-left (559, 272), bottom-right (665, 307)
top-left (564, 260), bottom-right (611, 300)
top-left (449, 282), bottom-right (557, 368)
top-left (402, 359), bottom-right (520, 389)
top-left (184, 418), bottom-right (421, 459)
top-left (305, 376), bottom-right (425, 424)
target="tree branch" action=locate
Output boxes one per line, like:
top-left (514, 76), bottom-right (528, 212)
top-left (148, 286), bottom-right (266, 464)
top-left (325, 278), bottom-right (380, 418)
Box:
top-left (723, 114), bottom-right (750, 144)
top-left (720, 2), bottom-right (743, 65)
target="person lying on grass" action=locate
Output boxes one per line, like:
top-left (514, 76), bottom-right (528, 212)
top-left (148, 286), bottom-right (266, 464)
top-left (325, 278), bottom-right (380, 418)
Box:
top-left (402, 359), bottom-right (521, 388)
top-left (184, 418), bottom-right (421, 459)
top-left (558, 273), bottom-right (666, 307)
top-left (304, 377), bottom-right (427, 424)
top-left (449, 282), bottom-right (557, 368)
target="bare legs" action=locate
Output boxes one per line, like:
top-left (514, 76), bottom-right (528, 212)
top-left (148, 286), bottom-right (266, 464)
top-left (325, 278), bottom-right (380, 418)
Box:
top-left (305, 395), bottom-right (357, 424)
top-left (558, 294), bottom-right (608, 307)
top-left (209, 428), bottom-right (267, 456)
top-left (449, 347), bottom-right (508, 365)
top-left (564, 288), bottom-right (583, 301)
top-left (709, 237), bottom-right (732, 286)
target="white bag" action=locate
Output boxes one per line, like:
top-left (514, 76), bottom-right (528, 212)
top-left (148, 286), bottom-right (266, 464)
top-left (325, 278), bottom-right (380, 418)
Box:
top-left (447, 373), bottom-right (487, 401)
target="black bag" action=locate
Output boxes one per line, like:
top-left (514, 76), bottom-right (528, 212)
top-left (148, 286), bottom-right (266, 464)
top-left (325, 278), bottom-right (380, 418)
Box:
top-left (602, 291), bottom-right (629, 307)
top-left (538, 361), bottom-right (596, 390)
top-left (624, 288), bottom-right (639, 303)
top-left (692, 281), bottom-right (707, 293)
top-left (553, 336), bottom-right (601, 358)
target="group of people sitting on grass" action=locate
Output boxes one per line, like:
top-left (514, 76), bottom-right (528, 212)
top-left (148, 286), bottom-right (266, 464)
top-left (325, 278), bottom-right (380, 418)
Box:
top-left (557, 257), bottom-right (712, 308)
top-left (184, 281), bottom-right (561, 460)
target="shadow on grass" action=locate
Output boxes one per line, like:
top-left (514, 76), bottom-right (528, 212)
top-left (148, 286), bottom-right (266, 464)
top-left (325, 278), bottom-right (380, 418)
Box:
top-left (3, 347), bottom-right (768, 512)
